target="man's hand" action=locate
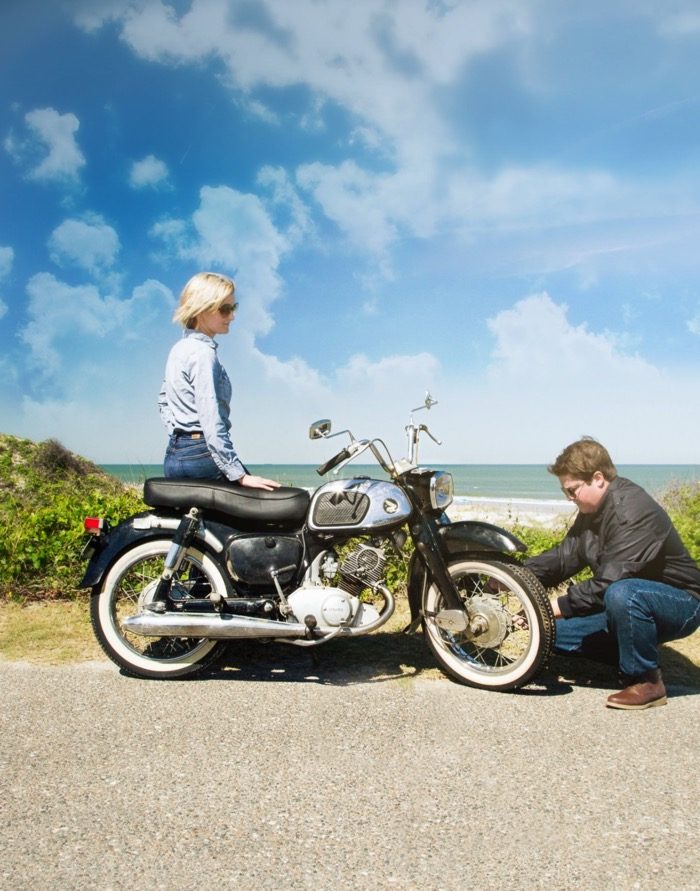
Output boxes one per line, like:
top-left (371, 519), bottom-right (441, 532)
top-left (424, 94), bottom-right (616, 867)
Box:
top-left (550, 596), bottom-right (563, 619)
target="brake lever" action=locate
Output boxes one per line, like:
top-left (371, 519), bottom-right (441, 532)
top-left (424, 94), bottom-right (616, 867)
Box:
top-left (419, 424), bottom-right (442, 446)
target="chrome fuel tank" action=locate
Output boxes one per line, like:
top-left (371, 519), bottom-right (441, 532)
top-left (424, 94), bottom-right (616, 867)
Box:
top-left (308, 478), bottom-right (412, 533)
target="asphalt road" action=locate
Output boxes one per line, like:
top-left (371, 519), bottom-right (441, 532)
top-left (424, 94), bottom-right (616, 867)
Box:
top-left (2, 647), bottom-right (699, 891)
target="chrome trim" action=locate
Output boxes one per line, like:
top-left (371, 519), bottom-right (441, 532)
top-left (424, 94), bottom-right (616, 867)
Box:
top-left (122, 585), bottom-right (395, 642)
top-left (122, 612), bottom-right (307, 639)
top-left (430, 471), bottom-right (454, 510)
top-left (131, 514), bottom-right (224, 553)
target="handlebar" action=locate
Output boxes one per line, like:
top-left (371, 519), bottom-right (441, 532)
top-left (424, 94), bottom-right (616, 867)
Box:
top-left (314, 397), bottom-right (442, 477)
top-left (316, 446), bottom-right (352, 476)
top-left (316, 440), bottom-right (371, 476)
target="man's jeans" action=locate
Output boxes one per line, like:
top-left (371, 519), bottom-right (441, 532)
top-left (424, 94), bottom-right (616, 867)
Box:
top-left (554, 579), bottom-right (700, 677)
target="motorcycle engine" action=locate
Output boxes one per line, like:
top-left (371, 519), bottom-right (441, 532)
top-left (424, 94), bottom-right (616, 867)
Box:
top-left (287, 543), bottom-right (387, 631)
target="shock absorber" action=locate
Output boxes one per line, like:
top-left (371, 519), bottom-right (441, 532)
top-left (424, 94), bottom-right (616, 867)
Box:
top-left (151, 508), bottom-right (202, 605)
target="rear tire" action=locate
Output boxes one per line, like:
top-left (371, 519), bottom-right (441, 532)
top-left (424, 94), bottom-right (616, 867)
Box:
top-left (90, 538), bottom-right (229, 679)
top-left (423, 559), bottom-right (554, 691)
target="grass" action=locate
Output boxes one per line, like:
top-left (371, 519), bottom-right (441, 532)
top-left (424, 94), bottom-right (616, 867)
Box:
top-left (0, 600), bottom-right (103, 664)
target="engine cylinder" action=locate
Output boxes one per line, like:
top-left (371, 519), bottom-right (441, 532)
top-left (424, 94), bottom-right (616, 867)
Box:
top-left (338, 543), bottom-right (386, 598)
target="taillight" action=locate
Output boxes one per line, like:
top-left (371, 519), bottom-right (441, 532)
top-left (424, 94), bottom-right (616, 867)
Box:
top-left (84, 517), bottom-right (105, 534)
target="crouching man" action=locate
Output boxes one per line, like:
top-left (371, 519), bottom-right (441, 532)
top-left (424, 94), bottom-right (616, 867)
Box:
top-left (525, 437), bottom-right (700, 709)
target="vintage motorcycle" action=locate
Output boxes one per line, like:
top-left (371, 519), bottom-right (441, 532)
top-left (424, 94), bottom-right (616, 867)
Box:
top-left (81, 395), bottom-right (554, 691)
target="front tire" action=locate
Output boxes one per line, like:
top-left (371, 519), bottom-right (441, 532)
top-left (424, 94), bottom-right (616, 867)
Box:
top-left (90, 538), bottom-right (229, 679)
top-left (423, 559), bottom-right (554, 691)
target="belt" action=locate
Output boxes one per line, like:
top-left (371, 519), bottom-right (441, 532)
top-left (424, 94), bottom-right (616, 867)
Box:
top-left (174, 430), bottom-right (204, 439)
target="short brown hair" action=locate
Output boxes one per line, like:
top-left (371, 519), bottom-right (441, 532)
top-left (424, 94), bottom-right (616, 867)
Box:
top-left (548, 436), bottom-right (617, 482)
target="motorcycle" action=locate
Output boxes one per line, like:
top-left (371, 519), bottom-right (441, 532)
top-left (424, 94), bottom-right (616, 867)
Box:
top-left (80, 395), bottom-right (554, 691)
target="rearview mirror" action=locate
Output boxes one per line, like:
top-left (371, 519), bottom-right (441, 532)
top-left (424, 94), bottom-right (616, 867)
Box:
top-left (309, 419), bottom-right (332, 440)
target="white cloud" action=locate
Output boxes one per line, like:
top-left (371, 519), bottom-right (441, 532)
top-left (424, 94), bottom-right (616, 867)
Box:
top-left (0, 245), bottom-right (11, 321)
top-left (69, 0), bottom-right (700, 285)
top-left (0, 246), bottom-right (13, 280)
top-left (48, 216), bottom-right (120, 275)
top-left (151, 184), bottom-right (290, 336)
top-left (69, 0), bottom-right (139, 33)
top-left (257, 166), bottom-right (313, 246)
top-left (129, 154), bottom-right (171, 189)
top-left (21, 273), bottom-right (173, 375)
top-left (441, 292), bottom-right (697, 463)
top-left (6, 107), bottom-right (86, 183)
top-left (688, 307), bottom-right (700, 336)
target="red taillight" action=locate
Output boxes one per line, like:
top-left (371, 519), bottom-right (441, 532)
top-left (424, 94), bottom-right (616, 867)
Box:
top-left (84, 517), bottom-right (105, 534)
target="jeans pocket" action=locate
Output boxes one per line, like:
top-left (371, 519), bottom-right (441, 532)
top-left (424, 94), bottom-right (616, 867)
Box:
top-left (165, 438), bottom-right (222, 480)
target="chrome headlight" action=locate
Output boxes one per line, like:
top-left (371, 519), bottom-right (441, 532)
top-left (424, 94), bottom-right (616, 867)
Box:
top-left (430, 471), bottom-right (454, 511)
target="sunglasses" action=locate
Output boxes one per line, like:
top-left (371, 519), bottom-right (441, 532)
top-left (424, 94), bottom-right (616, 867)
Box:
top-left (218, 302), bottom-right (239, 316)
top-left (561, 481), bottom-right (588, 500)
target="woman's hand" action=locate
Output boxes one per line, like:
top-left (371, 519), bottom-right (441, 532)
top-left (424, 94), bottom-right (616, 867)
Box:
top-left (238, 474), bottom-right (281, 491)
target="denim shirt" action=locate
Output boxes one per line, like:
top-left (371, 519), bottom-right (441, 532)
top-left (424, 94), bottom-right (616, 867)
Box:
top-left (158, 330), bottom-right (247, 481)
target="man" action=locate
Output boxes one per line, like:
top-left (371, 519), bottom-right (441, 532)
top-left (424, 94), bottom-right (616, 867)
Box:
top-left (524, 437), bottom-right (700, 710)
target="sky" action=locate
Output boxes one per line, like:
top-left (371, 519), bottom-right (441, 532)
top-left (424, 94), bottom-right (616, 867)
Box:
top-left (2, 0), bottom-right (700, 468)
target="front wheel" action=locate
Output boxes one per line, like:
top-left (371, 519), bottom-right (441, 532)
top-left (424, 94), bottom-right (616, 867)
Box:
top-left (90, 538), bottom-right (229, 680)
top-left (423, 559), bottom-right (554, 691)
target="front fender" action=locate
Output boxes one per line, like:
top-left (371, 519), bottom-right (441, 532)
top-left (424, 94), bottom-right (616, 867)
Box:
top-left (79, 512), bottom-right (225, 590)
top-left (438, 520), bottom-right (526, 558)
top-left (405, 521), bottom-right (526, 622)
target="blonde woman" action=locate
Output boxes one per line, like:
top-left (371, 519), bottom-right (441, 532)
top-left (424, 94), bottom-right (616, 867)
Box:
top-left (158, 272), bottom-right (279, 491)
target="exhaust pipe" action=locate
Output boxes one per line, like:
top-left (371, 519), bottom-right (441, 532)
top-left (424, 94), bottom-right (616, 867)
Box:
top-left (122, 611), bottom-right (307, 640)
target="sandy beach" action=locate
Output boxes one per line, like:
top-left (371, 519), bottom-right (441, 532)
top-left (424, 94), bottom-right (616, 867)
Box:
top-left (447, 497), bottom-right (576, 529)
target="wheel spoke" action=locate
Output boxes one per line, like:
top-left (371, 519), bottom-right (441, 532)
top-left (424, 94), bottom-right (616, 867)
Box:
top-left (111, 553), bottom-right (213, 660)
top-left (424, 558), bottom-right (553, 690)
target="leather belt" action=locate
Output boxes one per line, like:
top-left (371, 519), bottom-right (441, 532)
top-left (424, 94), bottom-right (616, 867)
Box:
top-left (174, 431), bottom-right (204, 439)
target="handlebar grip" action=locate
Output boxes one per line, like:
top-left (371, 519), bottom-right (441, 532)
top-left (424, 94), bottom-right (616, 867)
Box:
top-left (317, 447), bottom-right (351, 476)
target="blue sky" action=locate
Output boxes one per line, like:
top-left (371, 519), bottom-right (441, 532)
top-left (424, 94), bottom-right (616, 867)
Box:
top-left (2, 0), bottom-right (700, 467)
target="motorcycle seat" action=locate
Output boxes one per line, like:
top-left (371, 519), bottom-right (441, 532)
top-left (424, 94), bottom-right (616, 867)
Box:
top-left (143, 477), bottom-right (311, 524)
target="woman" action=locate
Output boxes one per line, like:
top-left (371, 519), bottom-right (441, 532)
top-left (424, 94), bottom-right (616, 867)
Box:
top-left (158, 271), bottom-right (280, 491)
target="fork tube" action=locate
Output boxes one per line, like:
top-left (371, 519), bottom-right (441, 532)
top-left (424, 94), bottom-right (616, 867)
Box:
top-left (410, 514), bottom-right (463, 611)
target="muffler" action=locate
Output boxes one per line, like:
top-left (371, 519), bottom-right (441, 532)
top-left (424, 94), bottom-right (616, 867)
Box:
top-left (122, 611), bottom-right (307, 640)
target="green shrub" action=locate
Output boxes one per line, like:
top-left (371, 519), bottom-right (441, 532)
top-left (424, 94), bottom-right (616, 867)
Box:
top-left (661, 482), bottom-right (700, 564)
top-left (0, 434), bottom-right (144, 601)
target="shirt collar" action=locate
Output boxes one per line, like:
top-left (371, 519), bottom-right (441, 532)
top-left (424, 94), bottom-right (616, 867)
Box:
top-left (183, 329), bottom-right (218, 348)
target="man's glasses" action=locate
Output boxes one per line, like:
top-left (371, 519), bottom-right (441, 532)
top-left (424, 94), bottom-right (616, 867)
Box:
top-left (218, 302), bottom-right (239, 316)
top-left (561, 481), bottom-right (587, 500)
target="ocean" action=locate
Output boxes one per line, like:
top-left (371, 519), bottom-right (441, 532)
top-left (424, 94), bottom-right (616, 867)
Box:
top-left (100, 463), bottom-right (700, 503)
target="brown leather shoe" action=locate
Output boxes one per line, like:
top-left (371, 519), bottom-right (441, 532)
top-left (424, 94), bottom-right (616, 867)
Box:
top-left (606, 669), bottom-right (667, 710)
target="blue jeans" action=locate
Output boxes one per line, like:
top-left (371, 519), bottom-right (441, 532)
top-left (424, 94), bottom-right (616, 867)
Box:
top-left (555, 579), bottom-right (700, 677)
top-left (164, 434), bottom-right (224, 480)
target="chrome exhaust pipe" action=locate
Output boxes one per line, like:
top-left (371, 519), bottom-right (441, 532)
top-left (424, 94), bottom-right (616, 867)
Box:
top-left (122, 611), bottom-right (308, 640)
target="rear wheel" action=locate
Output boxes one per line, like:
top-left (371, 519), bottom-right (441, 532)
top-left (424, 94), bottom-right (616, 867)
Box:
top-left (423, 559), bottom-right (554, 691)
top-left (90, 538), bottom-right (229, 679)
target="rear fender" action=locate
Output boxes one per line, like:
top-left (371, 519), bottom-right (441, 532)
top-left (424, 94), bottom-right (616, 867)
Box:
top-left (79, 512), bottom-right (225, 590)
top-left (406, 521), bottom-right (526, 621)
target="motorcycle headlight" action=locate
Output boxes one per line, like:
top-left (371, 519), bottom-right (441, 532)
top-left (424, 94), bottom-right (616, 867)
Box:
top-left (430, 471), bottom-right (454, 511)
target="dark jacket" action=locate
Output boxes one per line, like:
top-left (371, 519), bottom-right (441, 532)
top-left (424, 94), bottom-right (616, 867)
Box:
top-left (524, 477), bottom-right (700, 618)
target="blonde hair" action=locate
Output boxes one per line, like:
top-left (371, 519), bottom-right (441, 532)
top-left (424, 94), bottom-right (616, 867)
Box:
top-left (173, 272), bottom-right (236, 329)
top-left (548, 436), bottom-right (618, 482)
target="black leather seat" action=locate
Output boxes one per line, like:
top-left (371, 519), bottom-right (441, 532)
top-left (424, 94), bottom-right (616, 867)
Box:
top-left (143, 478), bottom-right (311, 524)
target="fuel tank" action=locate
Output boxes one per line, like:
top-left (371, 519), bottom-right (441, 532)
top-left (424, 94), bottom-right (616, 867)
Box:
top-left (308, 477), bottom-right (412, 534)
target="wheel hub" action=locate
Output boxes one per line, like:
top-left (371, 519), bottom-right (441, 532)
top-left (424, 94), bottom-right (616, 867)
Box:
top-left (464, 595), bottom-right (508, 648)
